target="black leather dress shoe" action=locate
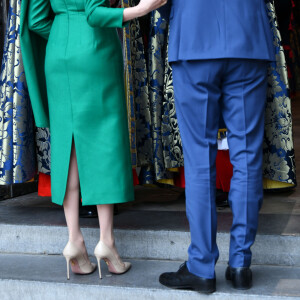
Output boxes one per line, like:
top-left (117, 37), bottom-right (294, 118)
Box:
top-left (226, 266), bottom-right (252, 290)
top-left (79, 204), bottom-right (119, 218)
top-left (216, 189), bottom-right (229, 208)
top-left (79, 205), bottom-right (98, 218)
top-left (159, 262), bottom-right (216, 294)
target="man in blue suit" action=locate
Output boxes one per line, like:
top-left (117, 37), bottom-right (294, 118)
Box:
top-left (159, 0), bottom-right (275, 293)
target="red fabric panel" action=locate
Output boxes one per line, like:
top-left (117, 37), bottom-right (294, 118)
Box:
top-left (174, 151), bottom-right (233, 191)
top-left (132, 168), bottom-right (139, 186)
top-left (38, 173), bottom-right (52, 197)
top-left (174, 167), bottom-right (185, 188)
top-left (216, 150), bottom-right (233, 193)
top-left (38, 169), bottom-right (139, 198)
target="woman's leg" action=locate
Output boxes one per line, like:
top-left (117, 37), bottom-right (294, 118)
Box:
top-left (97, 204), bottom-right (115, 247)
top-left (95, 204), bottom-right (131, 277)
top-left (63, 141), bottom-right (86, 254)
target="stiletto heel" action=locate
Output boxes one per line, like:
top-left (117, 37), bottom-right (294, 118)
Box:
top-left (97, 257), bottom-right (102, 279)
top-left (66, 257), bottom-right (71, 280)
top-left (63, 241), bottom-right (97, 279)
top-left (94, 241), bottom-right (131, 278)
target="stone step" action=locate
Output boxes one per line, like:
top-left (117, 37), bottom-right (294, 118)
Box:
top-left (0, 253), bottom-right (299, 300)
top-left (0, 222), bottom-right (299, 267)
top-left (0, 192), bottom-right (299, 267)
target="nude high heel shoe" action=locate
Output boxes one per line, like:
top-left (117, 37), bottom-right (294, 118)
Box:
top-left (63, 241), bottom-right (97, 280)
top-left (94, 241), bottom-right (131, 279)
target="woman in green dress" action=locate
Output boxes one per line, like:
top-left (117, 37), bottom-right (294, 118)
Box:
top-left (21, 0), bottom-right (167, 279)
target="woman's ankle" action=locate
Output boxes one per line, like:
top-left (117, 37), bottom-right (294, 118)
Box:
top-left (100, 237), bottom-right (115, 248)
top-left (69, 233), bottom-right (84, 245)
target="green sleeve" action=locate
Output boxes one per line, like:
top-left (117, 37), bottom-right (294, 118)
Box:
top-left (28, 0), bottom-right (53, 39)
top-left (85, 0), bottom-right (127, 28)
top-left (21, 0), bottom-right (50, 128)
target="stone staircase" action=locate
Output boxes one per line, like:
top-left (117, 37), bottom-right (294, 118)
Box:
top-left (0, 192), bottom-right (299, 299)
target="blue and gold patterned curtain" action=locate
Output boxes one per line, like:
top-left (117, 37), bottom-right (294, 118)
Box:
top-left (0, 0), bottom-right (8, 60)
top-left (142, 7), bottom-right (183, 184)
top-left (122, 0), bottom-right (183, 184)
top-left (36, 127), bottom-right (50, 174)
top-left (0, 0), bottom-right (36, 184)
top-left (122, 0), bottom-right (142, 168)
top-left (263, 1), bottom-right (296, 186)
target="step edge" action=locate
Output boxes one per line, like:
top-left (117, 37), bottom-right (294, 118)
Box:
top-left (0, 223), bottom-right (299, 239)
top-left (0, 278), bottom-right (296, 300)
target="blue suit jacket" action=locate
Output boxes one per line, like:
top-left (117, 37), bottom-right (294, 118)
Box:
top-left (161, 0), bottom-right (275, 62)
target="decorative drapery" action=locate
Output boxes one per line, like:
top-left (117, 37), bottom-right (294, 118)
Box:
top-left (0, 0), bottom-right (9, 60)
top-left (147, 8), bottom-right (183, 179)
top-left (121, 2), bottom-right (183, 184)
top-left (263, 1), bottom-right (296, 185)
top-left (0, 0), bottom-right (36, 184)
top-left (122, 0), bottom-right (139, 168)
top-left (36, 128), bottom-right (50, 174)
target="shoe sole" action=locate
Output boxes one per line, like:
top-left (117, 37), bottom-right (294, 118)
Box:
top-left (159, 282), bottom-right (216, 294)
top-left (226, 277), bottom-right (252, 290)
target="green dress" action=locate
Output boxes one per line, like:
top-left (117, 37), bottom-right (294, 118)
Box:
top-left (20, 0), bottom-right (134, 205)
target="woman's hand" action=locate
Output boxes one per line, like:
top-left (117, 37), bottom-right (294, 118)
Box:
top-left (137, 0), bottom-right (168, 16)
top-left (123, 0), bottom-right (168, 22)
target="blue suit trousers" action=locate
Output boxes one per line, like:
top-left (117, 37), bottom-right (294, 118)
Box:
top-left (172, 59), bottom-right (268, 279)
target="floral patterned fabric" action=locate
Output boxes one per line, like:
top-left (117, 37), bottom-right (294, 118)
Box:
top-left (162, 31), bottom-right (183, 169)
top-left (0, 0), bottom-right (36, 184)
top-left (122, 0), bottom-right (139, 167)
top-left (263, 1), bottom-right (296, 185)
top-left (122, 4), bottom-right (184, 184)
top-left (0, 0), bottom-right (8, 61)
top-left (36, 127), bottom-right (50, 174)
top-left (145, 8), bottom-right (175, 183)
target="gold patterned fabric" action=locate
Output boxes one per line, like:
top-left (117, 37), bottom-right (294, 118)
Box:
top-left (0, 0), bottom-right (36, 184)
top-left (0, 0), bottom-right (8, 60)
top-left (36, 127), bottom-right (50, 174)
top-left (162, 30), bottom-right (183, 168)
top-left (134, 8), bottom-right (183, 184)
top-left (263, 1), bottom-right (296, 185)
top-left (122, 0), bottom-right (140, 167)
